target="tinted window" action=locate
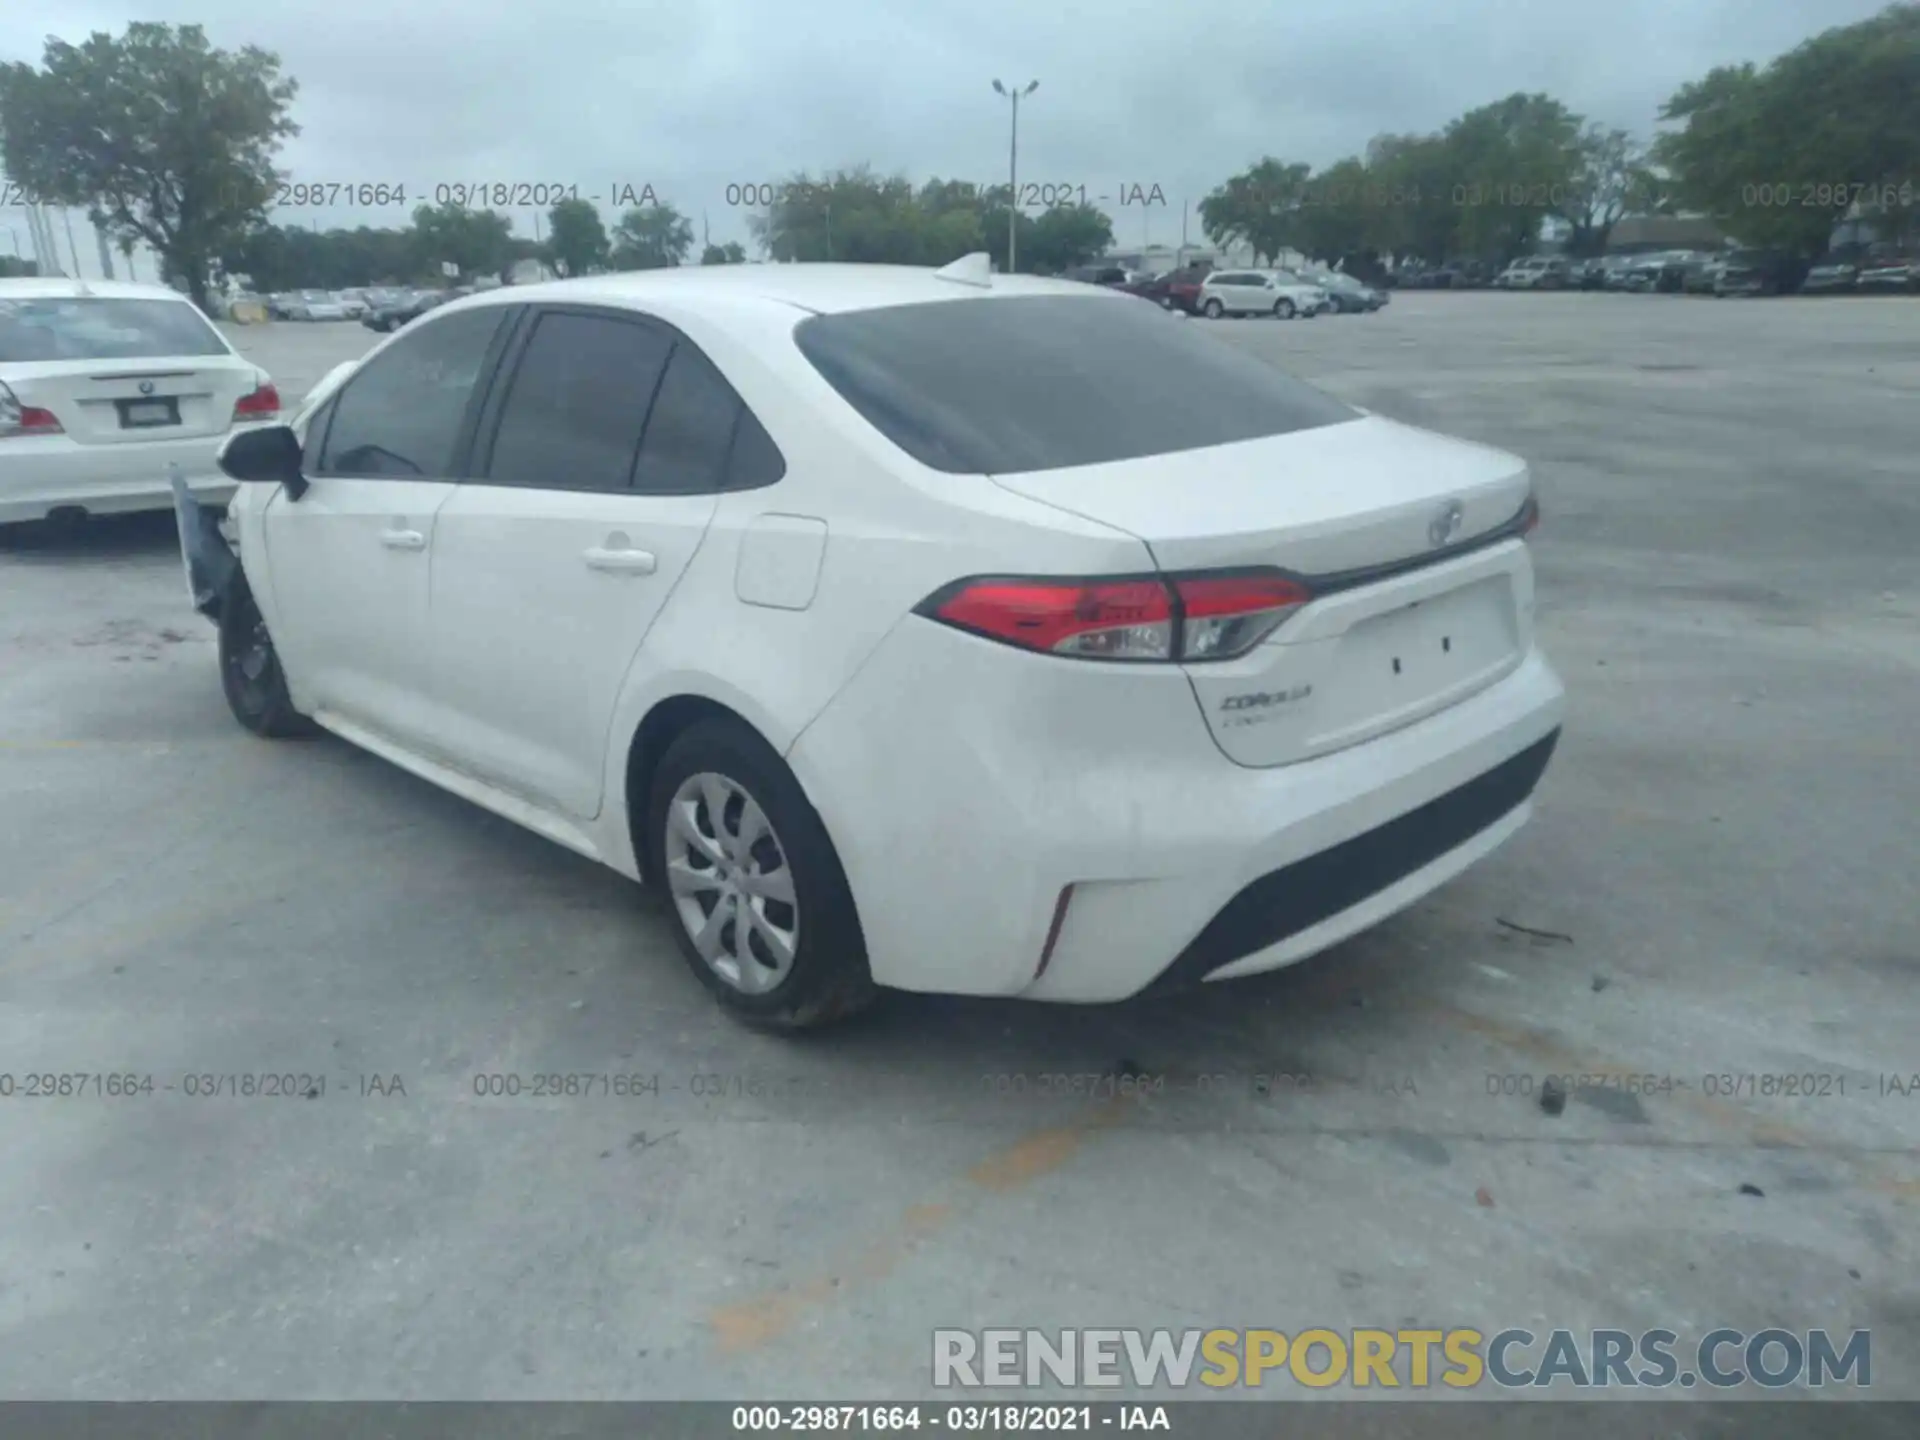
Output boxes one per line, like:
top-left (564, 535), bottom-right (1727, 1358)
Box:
top-left (795, 294), bottom-right (1357, 475)
top-left (634, 344), bottom-right (743, 495)
top-left (0, 296), bottom-right (228, 362)
top-left (726, 406), bottom-right (786, 489)
top-left (484, 311), bottom-right (672, 491)
top-left (316, 306), bottom-right (504, 477)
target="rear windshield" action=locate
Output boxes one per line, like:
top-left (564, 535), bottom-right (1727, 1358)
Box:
top-left (0, 297), bottom-right (229, 362)
top-left (793, 294), bottom-right (1357, 474)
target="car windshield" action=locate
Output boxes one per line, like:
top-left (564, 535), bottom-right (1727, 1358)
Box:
top-left (0, 295), bottom-right (229, 362)
top-left (794, 293), bottom-right (1358, 475)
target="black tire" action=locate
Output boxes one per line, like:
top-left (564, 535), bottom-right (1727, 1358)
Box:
top-left (646, 717), bottom-right (876, 1031)
top-left (1273, 299), bottom-right (1295, 319)
top-left (218, 583), bottom-right (316, 738)
top-left (1202, 298), bottom-right (1224, 318)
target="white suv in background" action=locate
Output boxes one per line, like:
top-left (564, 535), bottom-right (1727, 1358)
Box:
top-left (1197, 269), bottom-right (1330, 319)
top-left (1, 279), bottom-right (281, 525)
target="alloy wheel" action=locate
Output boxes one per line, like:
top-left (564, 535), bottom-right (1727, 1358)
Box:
top-left (663, 771), bottom-right (800, 994)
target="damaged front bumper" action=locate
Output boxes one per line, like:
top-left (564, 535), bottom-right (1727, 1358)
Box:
top-left (170, 469), bottom-right (240, 624)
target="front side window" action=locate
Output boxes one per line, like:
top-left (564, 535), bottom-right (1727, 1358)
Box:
top-left (0, 296), bottom-right (229, 362)
top-left (314, 306), bottom-right (505, 477)
top-left (795, 293), bottom-right (1357, 475)
top-left (483, 311), bottom-right (673, 492)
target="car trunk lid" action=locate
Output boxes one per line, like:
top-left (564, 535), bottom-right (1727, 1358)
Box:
top-left (2, 358), bottom-right (257, 445)
top-left (989, 415), bottom-right (1537, 767)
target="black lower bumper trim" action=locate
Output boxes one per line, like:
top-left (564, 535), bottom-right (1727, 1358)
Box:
top-left (1142, 727), bottom-right (1561, 995)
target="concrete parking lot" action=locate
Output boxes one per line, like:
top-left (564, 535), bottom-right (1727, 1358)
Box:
top-left (1, 295), bottom-right (1916, 1409)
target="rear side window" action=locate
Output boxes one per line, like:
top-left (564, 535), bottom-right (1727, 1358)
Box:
top-left (633, 345), bottom-right (739, 495)
top-left (315, 306), bottom-right (505, 476)
top-left (484, 311), bottom-right (674, 491)
top-left (633, 342), bottom-right (787, 495)
top-left (794, 294), bottom-right (1357, 475)
top-left (0, 296), bottom-right (228, 362)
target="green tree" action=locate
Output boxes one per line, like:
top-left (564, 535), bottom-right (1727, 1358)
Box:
top-left (1364, 134), bottom-right (1460, 263)
top-left (1292, 157), bottom-right (1380, 264)
top-left (1656, 3), bottom-right (1920, 254)
top-left (700, 241), bottom-right (747, 265)
top-left (411, 202), bottom-right (513, 280)
top-left (1443, 93), bottom-right (1586, 262)
top-left (546, 197), bottom-right (609, 276)
top-left (610, 203), bottom-right (694, 269)
top-left (1198, 158), bottom-right (1312, 262)
top-left (0, 23), bottom-right (298, 309)
top-left (1022, 203), bottom-right (1114, 273)
top-left (1558, 126), bottom-right (1662, 255)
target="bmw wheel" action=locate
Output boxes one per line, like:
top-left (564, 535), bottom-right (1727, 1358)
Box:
top-left (1273, 299), bottom-right (1295, 320)
top-left (218, 584), bottom-right (315, 738)
top-left (648, 718), bottom-right (875, 1030)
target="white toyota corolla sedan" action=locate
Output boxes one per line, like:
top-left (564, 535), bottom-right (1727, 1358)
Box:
top-left (178, 254), bottom-right (1565, 1029)
top-left (1, 279), bottom-right (282, 526)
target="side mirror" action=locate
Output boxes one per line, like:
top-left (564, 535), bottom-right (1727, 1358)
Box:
top-left (217, 423), bottom-right (308, 500)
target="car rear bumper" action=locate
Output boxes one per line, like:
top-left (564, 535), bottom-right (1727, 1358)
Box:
top-left (788, 617), bottom-right (1566, 1003)
top-left (0, 431), bottom-right (247, 524)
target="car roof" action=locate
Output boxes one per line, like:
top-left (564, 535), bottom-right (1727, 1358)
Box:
top-left (456, 263), bottom-right (1117, 318)
top-left (0, 277), bottom-right (198, 303)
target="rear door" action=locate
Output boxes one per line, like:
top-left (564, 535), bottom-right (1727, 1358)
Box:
top-left (425, 305), bottom-right (764, 820)
top-left (261, 303), bottom-right (513, 750)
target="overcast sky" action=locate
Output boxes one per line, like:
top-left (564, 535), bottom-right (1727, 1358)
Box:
top-left (0, 0), bottom-right (1895, 275)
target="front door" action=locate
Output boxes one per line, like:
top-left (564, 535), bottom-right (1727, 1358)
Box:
top-left (260, 304), bottom-right (512, 751)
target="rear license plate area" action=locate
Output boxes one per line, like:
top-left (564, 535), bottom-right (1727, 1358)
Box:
top-left (1347, 579), bottom-right (1516, 687)
top-left (117, 397), bottom-right (179, 428)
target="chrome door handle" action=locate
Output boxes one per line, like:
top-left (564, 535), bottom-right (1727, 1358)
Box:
top-left (584, 546), bottom-right (657, 574)
top-left (380, 528), bottom-right (426, 551)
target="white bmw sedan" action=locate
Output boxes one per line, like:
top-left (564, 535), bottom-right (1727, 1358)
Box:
top-left (181, 255), bottom-right (1565, 1029)
top-left (1, 279), bottom-right (281, 525)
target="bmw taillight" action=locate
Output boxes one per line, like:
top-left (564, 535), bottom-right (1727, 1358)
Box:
top-left (232, 380), bottom-right (281, 422)
top-left (0, 380), bottom-right (63, 438)
top-left (918, 570), bottom-right (1311, 663)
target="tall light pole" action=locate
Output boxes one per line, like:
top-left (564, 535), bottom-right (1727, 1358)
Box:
top-left (991, 79), bottom-right (1038, 273)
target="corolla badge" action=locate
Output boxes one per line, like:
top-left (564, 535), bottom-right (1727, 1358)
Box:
top-left (138, 380), bottom-right (156, 395)
top-left (1428, 499), bottom-right (1465, 548)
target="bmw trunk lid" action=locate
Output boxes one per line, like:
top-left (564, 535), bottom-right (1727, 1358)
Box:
top-left (989, 415), bottom-right (1538, 767)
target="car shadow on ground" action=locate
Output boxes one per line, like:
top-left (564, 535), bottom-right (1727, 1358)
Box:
top-left (0, 509), bottom-right (184, 562)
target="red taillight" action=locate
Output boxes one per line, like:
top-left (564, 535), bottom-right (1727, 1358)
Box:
top-left (0, 380), bottom-right (64, 438)
top-left (931, 578), bottom-right (1176, 660)
top-left (921, 570), bottom-right (1310, 663)
top-left (233, 382), bottom-right (281, 421)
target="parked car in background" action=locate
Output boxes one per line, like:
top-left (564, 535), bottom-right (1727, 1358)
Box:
top-left (362, 289), bottom-right (463, 332)
top-left (1063, 265), bottom-right (1132, 288)
top-left (1713, 249), bottom-right (1807, 297)
top-left (0, 278), bottom-right (281, 525)
top-left (332, 291), bottom-right (371, 320)
top-left (1854, 254), bottom-right (1919, 294)
top-left (1159, 266), bottom-right (1211, 314)
top-left (1678, 255), bottom-right (1725, 294)
top-left (1197, 269), bottom-right (1326, 319)
top-left (266, 292), bottom-right (301, 320)
top-left (1800, 256), bottom-right (1861, 294)
top-left (1493, 257), bottom-right (1569, 290)
top-left (1300, 270), bottom-right (1387, 313)
top-left (177, 261), bottom-right (1563, 1028)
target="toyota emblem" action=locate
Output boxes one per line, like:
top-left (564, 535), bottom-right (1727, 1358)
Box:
top-left (138, 380), bottom-right (155, 395)
top-left (1428, 500), bottom-right (1465, 548)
